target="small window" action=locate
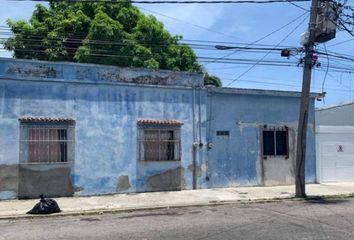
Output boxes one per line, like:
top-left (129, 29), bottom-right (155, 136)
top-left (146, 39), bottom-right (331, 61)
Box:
top-left (138, 121), bottom-right (181, 161)
top-left (216, 131), bottom-right (230, 136)
top-left (19, 120), bottom-right (75, 164)
top-left (262, 128), bottom-right (288, 158)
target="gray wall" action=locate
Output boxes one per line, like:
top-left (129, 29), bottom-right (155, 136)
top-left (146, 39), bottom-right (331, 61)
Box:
top-left (316, 102), bottom-right (354, 126)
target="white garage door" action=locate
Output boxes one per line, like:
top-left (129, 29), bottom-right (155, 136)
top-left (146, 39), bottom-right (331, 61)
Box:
top-left (316, 126), bottom-right (354, 182)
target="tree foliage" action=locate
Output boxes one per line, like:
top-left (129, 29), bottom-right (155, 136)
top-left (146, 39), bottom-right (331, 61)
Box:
top-left (203, 73), bottom-right (222, 87)
top-left (4, 0), bottom-right (221, 86)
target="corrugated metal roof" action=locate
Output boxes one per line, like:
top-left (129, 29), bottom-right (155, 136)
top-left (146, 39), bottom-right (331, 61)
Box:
top-left (18, 117), bottom-right (75, 123)
top-left (137, 119), bottom-right (183, 126)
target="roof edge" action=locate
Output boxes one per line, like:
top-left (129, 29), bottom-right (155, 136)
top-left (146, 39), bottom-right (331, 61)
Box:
top-left (0, 57), bottom-right (203, 88)
top-left (207, 86), bottom-right (320, 98)
top-left (316, 100), bottom-right (354, 111)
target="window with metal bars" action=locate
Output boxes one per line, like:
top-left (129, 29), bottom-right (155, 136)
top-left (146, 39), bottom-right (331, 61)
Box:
top-left (20, 124), bottom-right (75, 164)
top-left (262, 127), bottom-right (289, 158)
top-left (138, 127), bottom-right (181, 161)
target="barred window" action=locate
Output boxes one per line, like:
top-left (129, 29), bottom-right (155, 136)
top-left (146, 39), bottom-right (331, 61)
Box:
top-left (138, 126), bottom-right (181, 161)
top-left (19, 121), bottom-right (75, 164)
top-left (262, 126), bottom-right (289, 158)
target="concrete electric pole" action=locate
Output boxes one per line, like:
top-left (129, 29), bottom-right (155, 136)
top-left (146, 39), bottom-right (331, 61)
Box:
top-left (295, 0), bottom-right (319, 198)
top-left (214, 0), bottom-right (339, 198)
top-left (296, 0), bottom-right (339, 198)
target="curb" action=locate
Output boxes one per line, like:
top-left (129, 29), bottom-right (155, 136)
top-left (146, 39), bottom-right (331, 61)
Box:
top-left (0, 199), bottom-right (289, 221)
top-left (0, 193), bottom-right (353, 221)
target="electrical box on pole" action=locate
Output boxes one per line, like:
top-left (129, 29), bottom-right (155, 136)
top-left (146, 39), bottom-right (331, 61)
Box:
top-left (300, 0), bottom-right (339, 46)
top-left (295, 0), bottom-right (339, 198)
top-left (315, 0), bottom-right (339, 43)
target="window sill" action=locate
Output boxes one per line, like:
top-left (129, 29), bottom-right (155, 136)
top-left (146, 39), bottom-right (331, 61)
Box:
top-left (20, 162), bottom-right (73, 165)
top-left (263, 155), bottom-right (289, 159)
top-left (139, 160), bottom-right (181, 163)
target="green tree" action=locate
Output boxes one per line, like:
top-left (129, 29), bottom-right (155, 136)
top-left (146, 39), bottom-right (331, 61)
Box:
top-left (4, 0), bottom-right (221, 86)
top-left (203, 73), bottom-right (222, 87)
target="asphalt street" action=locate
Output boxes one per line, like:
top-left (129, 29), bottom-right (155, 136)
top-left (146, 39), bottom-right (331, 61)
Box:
top-left (1, 198), bottom-right (354, 240)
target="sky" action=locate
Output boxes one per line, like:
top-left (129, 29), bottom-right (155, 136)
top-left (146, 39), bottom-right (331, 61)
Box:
top-left (0, 0), bottom-right (354, 107)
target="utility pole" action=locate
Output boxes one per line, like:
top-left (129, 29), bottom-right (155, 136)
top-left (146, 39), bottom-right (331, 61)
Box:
top-left (295, 0), bottom-right (320, 198)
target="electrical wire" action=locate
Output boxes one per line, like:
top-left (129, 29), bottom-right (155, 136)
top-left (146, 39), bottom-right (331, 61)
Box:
top-left (285, 0), bottom-right (309, 11)
top-left (0, 34), bottom-right (296, 52)
top-left (328, 38), bottom-right (354, 47)
top-left (0, 25), bottom-right (304, 49)
top-left (225, 12), bottom-right (309, 87)
top-left (8, 0), bottom-right (312, 4)
top-left (321, 43), bottom-right (330, 96)
top-left (138, 7), bottom-right (245, 41)
top-left (203, 11), bottom-right (308, 66)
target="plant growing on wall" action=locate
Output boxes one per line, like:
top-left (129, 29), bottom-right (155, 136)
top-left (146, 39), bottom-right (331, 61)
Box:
top-left (203, 73), bottom-right (222, 87)
top-left (4, 0), bottom-right (221, 86)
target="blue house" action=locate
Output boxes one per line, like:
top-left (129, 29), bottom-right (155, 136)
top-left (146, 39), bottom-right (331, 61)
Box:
top-left (0, 58), bottom-right (317, 200)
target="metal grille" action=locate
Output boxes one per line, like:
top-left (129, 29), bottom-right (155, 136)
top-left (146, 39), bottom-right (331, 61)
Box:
top-left (20, 125), bottom-right (75, 164)
top-left (138, 129), bottom-right (181, 161)
top-left (262, 128), bottom-right (289, 157)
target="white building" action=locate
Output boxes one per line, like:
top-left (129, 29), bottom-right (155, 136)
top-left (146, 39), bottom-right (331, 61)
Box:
top-left (316, 101), bottom-right (354, 183)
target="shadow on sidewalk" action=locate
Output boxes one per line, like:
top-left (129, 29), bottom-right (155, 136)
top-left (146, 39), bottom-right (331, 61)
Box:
top-left (304, 196), bottom-right (350, 205)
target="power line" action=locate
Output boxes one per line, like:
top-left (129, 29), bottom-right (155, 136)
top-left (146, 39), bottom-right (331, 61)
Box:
top-left (8, 0), bottom-right (312, 4)
top-left (0, 29), bottom-right (301, 50)
top-left (225, 12), bottom-right (309, 87)
top-left (328, 38), bottom-right (354, 47)
top-left (0, 25), bottom-right (302, 48)
top-left (3, 32), bottom-right (354, 73)
top-left (138, 7), bottom-right (245, 41)
top-left (221, 77), bottom-right (354, 94)
top-left (203, 11), bottom-right (308, 66)
top-left (320, 43), bottom-right (330, 99)
top-left (3, 43), bottom-right (354, 73)
top-left (0, 36), bottom-right (294, 54)
top-left (285, 0), bottom-right (309, 11)
top-left (0, 46), bottom-right (298, 63)
top-left (316, 50), bottom-right (354, 62)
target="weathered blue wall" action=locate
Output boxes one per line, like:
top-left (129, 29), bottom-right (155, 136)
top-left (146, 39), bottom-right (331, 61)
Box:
top-left (0, 58), bottom-right (317, 200)
top-left (0, 58), bottom-right (206, 199)
top-left (204, 88), bottom-right (316, 187)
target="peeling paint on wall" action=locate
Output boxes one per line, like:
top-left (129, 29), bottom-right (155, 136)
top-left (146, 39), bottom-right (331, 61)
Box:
top-left (0, 58), bottom-right (318, 200)
top-left (116, 175), bottom-right (131, 192)
top-left (6, 64), bottom-right (57, 79)
top-left (0, 58), bottom-right (203, 87)
top-left (206, 93), bottom-right (316, 187)
top-left (146, 167), bottom-right (184, 191)
top-left (74, 186), bottom-right (84, 193)
top-left (188, 164), bottom-right (202, 177)
top-left (0, 164), bottom-right (18, 199)
top-left (18, 165), bottom-right (74, 199)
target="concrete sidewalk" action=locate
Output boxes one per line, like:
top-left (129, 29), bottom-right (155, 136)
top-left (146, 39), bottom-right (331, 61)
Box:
top-left (1, 182), bottom-right (354, 219)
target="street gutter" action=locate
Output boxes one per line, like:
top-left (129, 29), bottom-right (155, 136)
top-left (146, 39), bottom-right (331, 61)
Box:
top-left (1, 193), bottom-right (353, 221)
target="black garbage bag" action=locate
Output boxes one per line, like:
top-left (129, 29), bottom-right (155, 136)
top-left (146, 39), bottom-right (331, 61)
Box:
top-left (27, 194), bottom-right (61, 214)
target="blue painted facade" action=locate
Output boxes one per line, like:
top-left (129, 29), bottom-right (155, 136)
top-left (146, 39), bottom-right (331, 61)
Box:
top-left (0, 58), bottom-right (316, 200)
top-left (205, 88), bottom-right (316, 188)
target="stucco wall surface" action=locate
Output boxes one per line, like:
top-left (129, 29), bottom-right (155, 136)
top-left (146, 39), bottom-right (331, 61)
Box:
top-left (0, 80), bottom-right (208, 198)
top-left (205, 91), bottom-right (316, 187)
top-left (0, 58), bottom-right (206, 199)
top-left (0, 58), bottom-right (317, 200)
top-left (0, 58), bottom-right (203, 87)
